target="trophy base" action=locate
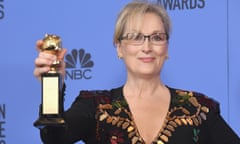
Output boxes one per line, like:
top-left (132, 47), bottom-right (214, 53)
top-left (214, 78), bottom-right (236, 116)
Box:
top-left (34, 116), bottom-right (65, 129)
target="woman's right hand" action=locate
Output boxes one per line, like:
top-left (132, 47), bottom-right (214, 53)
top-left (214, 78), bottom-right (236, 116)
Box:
top-left (33, 40), bottom-right (67, 81)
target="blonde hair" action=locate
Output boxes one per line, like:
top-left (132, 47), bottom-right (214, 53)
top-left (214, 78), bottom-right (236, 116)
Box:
top-left (113, 1), bottom-right (171, 46)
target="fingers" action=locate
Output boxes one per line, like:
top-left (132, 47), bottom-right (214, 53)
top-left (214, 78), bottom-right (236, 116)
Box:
top-left (59, 61), bottom-right (66, 81)
top-left (58, 48), bottom-right (67, 61)
top-left (38, 52), bottom-right (57, 64)
top-left (33, 66), bottom-right (50, 80)
top-left (34, 38), bottom-right (67, 81)
top-left (34, 52), bottom-right (57, 78)
top-left (34, 47), bottom-right (67, 80)
top-left (36, 40), bottom-right (43, 52)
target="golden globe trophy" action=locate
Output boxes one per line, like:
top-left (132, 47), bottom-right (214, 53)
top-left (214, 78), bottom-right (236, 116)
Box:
top-left (34, 34), bottom-right (65, 128)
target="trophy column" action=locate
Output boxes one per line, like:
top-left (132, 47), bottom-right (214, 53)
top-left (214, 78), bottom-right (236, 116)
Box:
top-left (34, 34), bottom-right (65, 129)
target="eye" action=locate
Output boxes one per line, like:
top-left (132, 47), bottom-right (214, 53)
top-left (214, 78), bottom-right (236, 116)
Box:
top-left (151, 33), bottom-right (165, 42)
top-left (131, 33), bottom-right (143, 41)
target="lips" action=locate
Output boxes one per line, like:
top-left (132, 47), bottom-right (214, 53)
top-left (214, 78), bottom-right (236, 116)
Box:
top-left (138, 57), bottom-right (155, 62)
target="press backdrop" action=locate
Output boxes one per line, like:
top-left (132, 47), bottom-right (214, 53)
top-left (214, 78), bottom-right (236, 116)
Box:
top-left (0, 0), bottom-right (239, 143)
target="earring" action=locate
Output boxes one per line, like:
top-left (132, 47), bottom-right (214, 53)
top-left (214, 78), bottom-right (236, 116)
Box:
top-left (118, 55), bottom-right (122, 59)
top-left (165, 55), bottom-right (169, 60)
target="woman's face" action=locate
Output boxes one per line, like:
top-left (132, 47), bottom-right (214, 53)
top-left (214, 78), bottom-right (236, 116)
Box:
top-left (117, 12), bottom-right (168, 78)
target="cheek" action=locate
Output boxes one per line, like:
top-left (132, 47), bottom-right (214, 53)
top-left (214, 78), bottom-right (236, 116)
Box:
top-left (121, 44), bottom-right (138, 56)
top-left (156, 45), bottom-right (168, 56)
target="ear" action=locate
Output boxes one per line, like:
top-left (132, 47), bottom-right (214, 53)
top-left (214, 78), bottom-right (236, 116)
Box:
top-left (116, 42), bottom-right (123, 58)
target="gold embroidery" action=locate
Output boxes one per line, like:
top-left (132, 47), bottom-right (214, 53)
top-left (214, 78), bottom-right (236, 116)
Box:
top-left (117, 120), bottom-right (124, 127)
top-left (97, 89), bottom-right (211, 144)
top-left (157, 140), bottom-right (165, 144)
top-left (188, 97), bottom-right (199, 107)
top-left (106, 116), bottom-right (112, 123)
top-left (166, 125), bottom-right (175, 132)
top-left (160, 134), bottom-right (169, 142)
top-left (192, 117), bottom-right (199, 126)
top-left (162, 129), bottom-right (172, 137)
top-left (174, 118), bottom-right (182, 126)
top-left (201, 106), bottom-right (209, 113)
top-left (127, 126), bottom-right (135, 132)
top-left (99, 112), bottom-right (108, 121)
top-left (128, 131), bottom-right (136, 138)
top-left (182, 107), bottom-right (190, 115)
top-left (122, 121), bottom-right (129, 129)
top-left (168, 121), bottom-right (177, 128)
top-left (186, 118), bottom-right (193, 125)
top-left (111, 116), bottom-right (119, 125)
top-left (181, 118), bottom-right (188, 125)
top-left (114, 108), bottom-right (122, 115)
top-left (131, 136), bottom-right (139, 144)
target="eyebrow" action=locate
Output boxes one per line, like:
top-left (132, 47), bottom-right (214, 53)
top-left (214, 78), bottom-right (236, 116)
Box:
top-left (125, 30), bottom-right (166, 35)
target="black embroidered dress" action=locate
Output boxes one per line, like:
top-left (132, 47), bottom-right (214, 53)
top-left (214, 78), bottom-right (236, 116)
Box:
top-left (40, 86), bottom-right (240, 144)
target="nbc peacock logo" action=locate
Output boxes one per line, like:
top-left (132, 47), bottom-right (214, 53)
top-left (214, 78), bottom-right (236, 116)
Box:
top-left (65, 48), bottom-right (94, 80)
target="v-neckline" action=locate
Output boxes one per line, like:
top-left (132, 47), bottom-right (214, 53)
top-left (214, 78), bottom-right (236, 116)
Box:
top-left (119, 86), bottom-right (172, 144)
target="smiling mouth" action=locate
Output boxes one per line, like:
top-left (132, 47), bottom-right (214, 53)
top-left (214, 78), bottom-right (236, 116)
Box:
top-left (139, 57), bottom-right (155, 62)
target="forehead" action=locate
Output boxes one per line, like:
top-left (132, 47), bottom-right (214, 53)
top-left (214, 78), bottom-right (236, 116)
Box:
top-left (124, 12), bottom-right (164, 33)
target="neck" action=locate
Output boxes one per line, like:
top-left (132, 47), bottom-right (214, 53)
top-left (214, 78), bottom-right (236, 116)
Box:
top-left (124, 76), bottom-right (165, 99)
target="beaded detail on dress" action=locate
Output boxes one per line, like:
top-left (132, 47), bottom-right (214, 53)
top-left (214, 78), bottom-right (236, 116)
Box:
top-left (83, 88), bottom-right (217, 144)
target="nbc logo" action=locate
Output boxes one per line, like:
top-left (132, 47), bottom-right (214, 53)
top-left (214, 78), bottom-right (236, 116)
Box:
top-left (65, 49), bottom-right (94, 80)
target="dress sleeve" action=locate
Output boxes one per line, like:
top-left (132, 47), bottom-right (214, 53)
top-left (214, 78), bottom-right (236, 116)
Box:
top-left (200, 96), bottom-right (240, 144)
top-left (40, 90), bottom-right (97, 144)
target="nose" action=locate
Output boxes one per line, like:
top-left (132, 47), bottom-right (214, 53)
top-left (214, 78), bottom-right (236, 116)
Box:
top-left (141, 37), bottom-right (152, 53)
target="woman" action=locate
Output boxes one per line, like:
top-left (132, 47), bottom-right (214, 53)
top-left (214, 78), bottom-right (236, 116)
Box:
top-left (34, 1), bottom-right (240, 144)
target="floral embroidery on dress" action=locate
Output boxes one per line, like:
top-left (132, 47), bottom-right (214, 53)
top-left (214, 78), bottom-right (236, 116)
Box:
top-left (95, 88), bottom-right (213, 144)
top-left (110, 129), bottom-right (125, 144)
